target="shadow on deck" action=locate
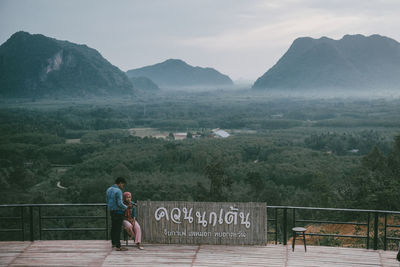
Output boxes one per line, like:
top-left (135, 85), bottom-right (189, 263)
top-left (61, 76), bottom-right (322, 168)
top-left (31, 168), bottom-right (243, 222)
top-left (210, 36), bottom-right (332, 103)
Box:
top-left (0, 240), bottom-right (398, 266)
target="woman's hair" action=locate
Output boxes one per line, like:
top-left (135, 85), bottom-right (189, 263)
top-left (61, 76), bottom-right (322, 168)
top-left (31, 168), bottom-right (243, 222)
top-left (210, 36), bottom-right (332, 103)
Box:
top-left (123, 192), bottom-right (131, 202)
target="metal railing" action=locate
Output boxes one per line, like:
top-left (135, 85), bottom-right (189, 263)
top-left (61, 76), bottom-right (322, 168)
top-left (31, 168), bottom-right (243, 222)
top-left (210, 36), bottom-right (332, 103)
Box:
top-left (1, 204), bottom-right (399, 250)
top-left (267, 206), bottom-right (400, 250)
top-left (0, 204), bottom-right (108, 241)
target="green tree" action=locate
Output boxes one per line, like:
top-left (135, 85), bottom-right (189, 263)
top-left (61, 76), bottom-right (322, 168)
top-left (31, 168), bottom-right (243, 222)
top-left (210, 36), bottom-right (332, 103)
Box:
top-left (245, 171), bottom-right (265, 200)
top-left (362, 146), bottom-right (385, 172)
top-left (205, 161), bottom-right (232, 201)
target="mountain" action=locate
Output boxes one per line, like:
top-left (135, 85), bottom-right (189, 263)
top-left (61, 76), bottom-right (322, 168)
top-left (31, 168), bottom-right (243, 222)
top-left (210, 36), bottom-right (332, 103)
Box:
top-left (252, 34), bottom-right (400, 90)
top-left (126, 59), bottom-right (233, 88)
top-left (129, 76), bottom-right (159, 91)
top-left (0, 31), bottom-right (134, 97)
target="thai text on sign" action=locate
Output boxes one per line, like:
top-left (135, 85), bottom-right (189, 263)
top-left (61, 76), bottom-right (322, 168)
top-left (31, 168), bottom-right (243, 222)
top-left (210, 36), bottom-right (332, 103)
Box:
top-left (154, 206), bottom-right (251, 228)
top-left (137, 201), bottom-right (267, 245)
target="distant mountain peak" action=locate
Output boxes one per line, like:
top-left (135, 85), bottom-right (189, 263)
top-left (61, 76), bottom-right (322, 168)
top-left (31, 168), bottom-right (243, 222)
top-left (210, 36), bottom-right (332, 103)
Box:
top-left (164, 58), bottom-right (186, 64)
top-left (127, 59), bottom-right (233, 88)
top-left (0, 31), bottom-right (134, 97)
top-left (9, 30), bottom-right (30, 38)
top-left (253, 34), bottom-right (400, 90)
top-left (342, 34), bottom-right (365, 40)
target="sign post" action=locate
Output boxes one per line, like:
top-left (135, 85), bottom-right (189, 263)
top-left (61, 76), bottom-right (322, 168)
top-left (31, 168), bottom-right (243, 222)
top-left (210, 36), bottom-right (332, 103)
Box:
top-left (137, 201), bottom-right (267, 245)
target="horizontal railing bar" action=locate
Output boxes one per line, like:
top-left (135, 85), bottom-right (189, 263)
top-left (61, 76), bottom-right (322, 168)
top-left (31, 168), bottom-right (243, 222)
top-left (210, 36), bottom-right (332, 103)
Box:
top-left (305, 233), bottom-right (367, 239)
top-left (1, 204), bottom-right (399, 215)
top-left (267, 206), bottom-right (400, 214)
top-left (41, 228), bottom-right (106, 232)
top-left (0, 204), bottom-right (106, 208)
top-left (0, 217), bottom-right (22, 220)
top-left (0, 229), bottom-right (23, 232)
top-left (386, 224), bottom-right (400, 228)
top-left (296, 219), bottom-right (367, 226)
top-left (41, 216), bottom-right (106, 220)
top-left (387, 237), bottom-right (400, 241)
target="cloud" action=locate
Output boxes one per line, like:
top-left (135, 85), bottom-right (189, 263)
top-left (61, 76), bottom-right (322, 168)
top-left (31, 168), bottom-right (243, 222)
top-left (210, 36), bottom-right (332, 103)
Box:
top-left (176, 12), bottom-right (364, 51)
top-left (1, 0), bottom-right (400, 80)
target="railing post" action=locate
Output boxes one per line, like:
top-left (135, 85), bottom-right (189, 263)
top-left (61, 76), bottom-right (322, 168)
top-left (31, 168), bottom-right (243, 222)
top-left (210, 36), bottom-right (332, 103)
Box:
top-left (29, 206), bottom-right (34, 241)
top-left (275, 208), bottom-right (278, 245)
top-left (38, 207), bottom-right (42, 240)
top-left (21, 206), bottom-right (25, 241)
top-left (283, 208), bottom-right (287, 246)
top-left (384, 213), bottom-right (387, 251)
top-left (366, 212), bottom-right (370, 249)
top-left (292, 209), bottom-right (296, 228)
top-left (373, 212), bottom-right (379, 250)
top-left (105, 205), bottom-right (109, 240)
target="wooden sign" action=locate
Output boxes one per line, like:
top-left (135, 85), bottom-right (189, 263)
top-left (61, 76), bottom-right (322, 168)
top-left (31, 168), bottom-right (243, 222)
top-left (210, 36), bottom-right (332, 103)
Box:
top-left (137, 201), bottom-right (267, 245)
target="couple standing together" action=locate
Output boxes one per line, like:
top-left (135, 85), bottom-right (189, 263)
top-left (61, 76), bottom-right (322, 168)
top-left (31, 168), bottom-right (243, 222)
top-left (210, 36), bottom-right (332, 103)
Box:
top-left (106, 177), bottom-right (143, 251)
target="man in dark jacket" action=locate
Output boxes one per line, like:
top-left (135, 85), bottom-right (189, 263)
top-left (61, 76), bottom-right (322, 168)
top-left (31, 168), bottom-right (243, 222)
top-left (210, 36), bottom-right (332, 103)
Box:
top-left (106, 177), bottom-right (128, 251)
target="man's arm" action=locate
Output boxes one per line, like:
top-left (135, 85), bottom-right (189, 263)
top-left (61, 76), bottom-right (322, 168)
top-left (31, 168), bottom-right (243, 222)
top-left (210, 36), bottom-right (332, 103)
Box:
top-left (116, 189), bottom-right (128, 210)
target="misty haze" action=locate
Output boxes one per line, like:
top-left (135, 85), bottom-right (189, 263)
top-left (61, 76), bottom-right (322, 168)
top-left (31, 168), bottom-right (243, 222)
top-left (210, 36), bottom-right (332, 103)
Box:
top-left (1, 1), bottom-right (400, 265)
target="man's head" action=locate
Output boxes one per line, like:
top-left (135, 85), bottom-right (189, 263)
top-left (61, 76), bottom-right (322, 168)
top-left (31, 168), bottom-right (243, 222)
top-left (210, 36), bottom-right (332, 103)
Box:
top-left (115, 177), bottom-right (127, 190)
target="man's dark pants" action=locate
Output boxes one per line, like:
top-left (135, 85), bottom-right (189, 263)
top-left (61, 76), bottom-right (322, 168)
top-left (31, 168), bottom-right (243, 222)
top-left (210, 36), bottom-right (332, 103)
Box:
top-left (110, 211), bottom-right (124, 248)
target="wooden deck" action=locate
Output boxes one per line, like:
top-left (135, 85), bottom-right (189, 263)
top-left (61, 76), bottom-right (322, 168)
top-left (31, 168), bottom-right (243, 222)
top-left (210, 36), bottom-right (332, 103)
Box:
top-left (0, 240), bottom-right (398, 266)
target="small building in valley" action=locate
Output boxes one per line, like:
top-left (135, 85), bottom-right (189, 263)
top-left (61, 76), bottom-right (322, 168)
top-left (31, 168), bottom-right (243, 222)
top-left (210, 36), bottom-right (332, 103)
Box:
top-left (212, 129), bottom-right (230, 138)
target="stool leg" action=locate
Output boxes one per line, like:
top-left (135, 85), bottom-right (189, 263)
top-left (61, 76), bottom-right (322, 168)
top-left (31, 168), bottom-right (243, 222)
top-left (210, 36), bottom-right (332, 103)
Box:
top-left (303, 232), bottom-right (307, 252)
top-left (123, 230), bottom-right (128, 246)
top-left (292, 231), bottom-right (296, 251)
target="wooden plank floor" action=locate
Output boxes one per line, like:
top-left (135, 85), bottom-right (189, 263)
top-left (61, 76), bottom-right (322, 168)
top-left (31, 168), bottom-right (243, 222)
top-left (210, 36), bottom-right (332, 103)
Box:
top-left (0, 241), bottom-right (398, 267)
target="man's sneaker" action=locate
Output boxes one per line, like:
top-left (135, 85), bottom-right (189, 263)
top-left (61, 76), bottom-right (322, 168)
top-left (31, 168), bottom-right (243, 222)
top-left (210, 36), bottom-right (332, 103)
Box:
top-left (116, 246), bottom-right (128, 251)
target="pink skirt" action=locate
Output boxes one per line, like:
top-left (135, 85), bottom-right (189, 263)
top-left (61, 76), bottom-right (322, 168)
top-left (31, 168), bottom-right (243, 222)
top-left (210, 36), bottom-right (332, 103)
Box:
top-left (122, 219), bottom-right (142, 243)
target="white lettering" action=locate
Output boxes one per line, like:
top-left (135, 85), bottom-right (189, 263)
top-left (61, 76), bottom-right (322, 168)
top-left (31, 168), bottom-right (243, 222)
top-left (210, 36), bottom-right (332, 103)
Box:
top-left (183, 207), bottom-right (193, 223)
top-left (239, 212), bottom-right (251, 229)
top-left (155, 207), bottom-right (169, 221)
top-left (218, 208), bottom-right (224, 224)
top-left (196, 211), bottom-right (208, 227)
top-left (163, 229), bottom-right (186, 236)
top-left (214, 231), bottom-right (246, 238)
top-left (188, 231), bottom-right (211, 237)
top-left (171, 208), bottom-right (182, 224)
top-left (154, 206), bottom-right (252, 228)
top-left (209, 212), bottom-right (217, 226)
top-left (224, 206), bottom-right (239, 225)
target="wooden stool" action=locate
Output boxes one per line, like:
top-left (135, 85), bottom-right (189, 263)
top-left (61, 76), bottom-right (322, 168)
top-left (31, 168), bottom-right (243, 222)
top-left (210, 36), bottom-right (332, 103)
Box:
top-left (292, 227), bottom-right (307, 252)
top-left (123, 228), bottom-right (137, 246)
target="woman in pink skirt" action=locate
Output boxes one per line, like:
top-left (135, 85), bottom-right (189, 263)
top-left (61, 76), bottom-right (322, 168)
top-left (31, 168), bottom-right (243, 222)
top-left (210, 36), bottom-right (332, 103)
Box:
top-left (122, 192), bottom-right (143, 250)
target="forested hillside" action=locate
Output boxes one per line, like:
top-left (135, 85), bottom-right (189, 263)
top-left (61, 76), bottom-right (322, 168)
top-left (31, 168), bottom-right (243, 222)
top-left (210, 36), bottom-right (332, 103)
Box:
top-left (0, 31), bottom-right (133, 97)
top-left (1, 92), bottom-right (399, 211)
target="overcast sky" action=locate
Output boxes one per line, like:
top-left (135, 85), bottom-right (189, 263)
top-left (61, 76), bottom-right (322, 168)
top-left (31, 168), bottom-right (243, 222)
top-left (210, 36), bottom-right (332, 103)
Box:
top-left (1, 0), bottom-right (399, 81)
